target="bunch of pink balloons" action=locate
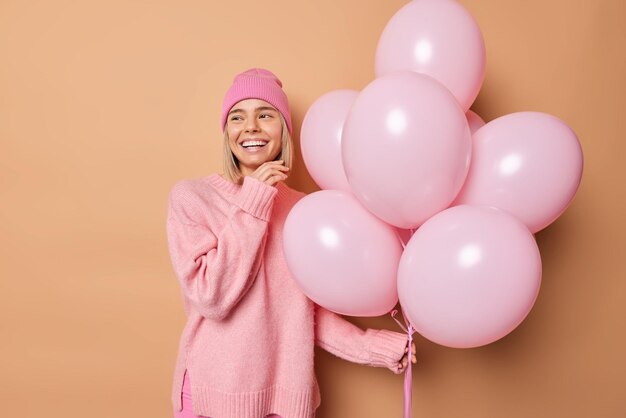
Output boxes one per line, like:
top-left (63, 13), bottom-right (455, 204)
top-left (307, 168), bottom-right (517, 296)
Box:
top-left (284, 0), bottom-right (583, 349)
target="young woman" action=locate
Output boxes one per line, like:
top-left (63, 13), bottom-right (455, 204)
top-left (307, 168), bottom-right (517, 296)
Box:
top-left (166, 68), bottom-right (416, 418)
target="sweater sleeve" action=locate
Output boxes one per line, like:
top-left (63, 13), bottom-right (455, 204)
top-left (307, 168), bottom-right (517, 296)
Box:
top-left (314, 304), bottom-right (409, 374)
top-left (166, 176), bottom-right (278, 320)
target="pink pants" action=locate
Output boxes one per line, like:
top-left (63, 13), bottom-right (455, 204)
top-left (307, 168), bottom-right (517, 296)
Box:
top-left (173, 369), bottom-right (282, 418)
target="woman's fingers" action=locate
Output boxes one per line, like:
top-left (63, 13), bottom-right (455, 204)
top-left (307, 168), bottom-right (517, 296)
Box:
top-left (266, 170), bottom-right (288, 186)
top-left (397, 342), bottom-right (418, 372)
top-left (261, 162), bottom-right (289, 179)
top-left (250, 160), bottom-right (290, 185)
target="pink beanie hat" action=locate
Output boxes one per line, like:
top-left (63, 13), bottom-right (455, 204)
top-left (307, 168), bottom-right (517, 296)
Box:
top-left (221, 68), bottom-right (293, 134)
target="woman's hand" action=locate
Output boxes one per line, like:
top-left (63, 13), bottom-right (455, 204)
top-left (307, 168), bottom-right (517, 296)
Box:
top-left (248, 160), bottom-right (289, 186)
top-left (396, 341), bottom-right (417, 373)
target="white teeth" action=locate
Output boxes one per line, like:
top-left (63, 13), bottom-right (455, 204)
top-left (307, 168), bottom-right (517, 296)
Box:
top-left (242, 140), bottom-right (268, 148)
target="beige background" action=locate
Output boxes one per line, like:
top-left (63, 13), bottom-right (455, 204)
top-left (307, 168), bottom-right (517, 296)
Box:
top-left (1, 0), bottom-right (624, 417)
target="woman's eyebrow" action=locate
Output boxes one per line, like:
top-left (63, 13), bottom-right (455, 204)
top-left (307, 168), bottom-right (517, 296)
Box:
top-left (228, 106), bottom-right (277, 115)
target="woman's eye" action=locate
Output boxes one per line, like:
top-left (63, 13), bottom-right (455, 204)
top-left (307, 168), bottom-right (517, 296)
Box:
top-left (260, 114), bottom-right (272, 119)
top-left (230, 116), bottom-right (242, 121)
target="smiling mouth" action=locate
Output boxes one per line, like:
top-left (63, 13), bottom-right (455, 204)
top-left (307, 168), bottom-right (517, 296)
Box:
top-left (241, 140), bottom-right (268, 149)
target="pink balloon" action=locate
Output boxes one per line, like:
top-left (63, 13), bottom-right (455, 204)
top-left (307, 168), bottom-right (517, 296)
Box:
top-left (395, 227), bottom-right (414, 247)
top-left (375, 0), bottom-right (486, 111)
top-left (301, 90), bottom-right (358, 193)
top-left (398, 205), bottom-right (542, 348)
top-left (466, 109), bottom-right (485, 134)
top-left (453, 112), bottom-right (584, 233)
top-left (283, 190), bottom-right (402, 316)
top-left (342, 71), bottom-right (471, 229)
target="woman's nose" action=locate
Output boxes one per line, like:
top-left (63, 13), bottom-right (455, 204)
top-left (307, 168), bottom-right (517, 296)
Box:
top-left (244, 118), bottom-right (260, 132)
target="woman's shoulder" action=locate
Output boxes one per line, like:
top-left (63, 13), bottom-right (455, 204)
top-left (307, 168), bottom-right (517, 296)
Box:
top-left (172, 172), bottom-right (237, 191)
top-left (168, 173), bottom-right (211, 197)
top-left (168, 173), bottom-right (234, 208)
top-left (167, 173), bottom-right (238, 226)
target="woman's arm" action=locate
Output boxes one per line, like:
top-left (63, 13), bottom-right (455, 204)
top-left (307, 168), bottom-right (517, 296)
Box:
top-left (314, 304), bottom-right (409, 374)
top-left (166, 176), bottom-right (277, 320)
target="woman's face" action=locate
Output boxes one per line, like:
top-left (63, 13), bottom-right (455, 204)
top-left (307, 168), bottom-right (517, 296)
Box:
top-left (226, 98), bottom-right (283, 177)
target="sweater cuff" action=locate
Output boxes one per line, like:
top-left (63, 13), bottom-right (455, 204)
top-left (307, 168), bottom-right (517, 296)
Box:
top-left (234, 176), bottom-right (279, 221)
top-left (367, 329), bottom-right (409, 369)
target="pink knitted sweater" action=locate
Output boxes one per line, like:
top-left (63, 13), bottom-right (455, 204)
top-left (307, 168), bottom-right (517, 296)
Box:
top-left (166, 173), bottom-right (409, 418)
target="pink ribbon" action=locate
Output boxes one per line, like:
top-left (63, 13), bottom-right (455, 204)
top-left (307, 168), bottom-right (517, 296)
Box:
top-left (391, 308), bottom-right (416, 418)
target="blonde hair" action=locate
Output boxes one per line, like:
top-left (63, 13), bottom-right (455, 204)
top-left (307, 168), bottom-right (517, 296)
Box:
top-left (222, 113), bottom-right (293, 184)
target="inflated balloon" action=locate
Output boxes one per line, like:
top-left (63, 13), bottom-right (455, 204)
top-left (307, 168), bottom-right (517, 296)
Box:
top-left (466, 109), bottom-right (485, 134)
top-left (397, 205), bottom-right (542, 348)
top-left (342, 71), bottom-right (471, 229)
top-left (301, 90), bottom-right (358, 193)
top-left (375, 0), bottom-right (486, 111)
top-left (283, 190), bottom-right (402, 316)
top-left (452, 111), bottom-right (583, 233)
top-left (395, 227), bottom-right (414, 247)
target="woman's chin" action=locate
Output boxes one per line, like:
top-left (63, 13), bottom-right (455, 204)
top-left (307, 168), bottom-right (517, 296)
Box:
top-left (238, 153), bottom-right (279, 168)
